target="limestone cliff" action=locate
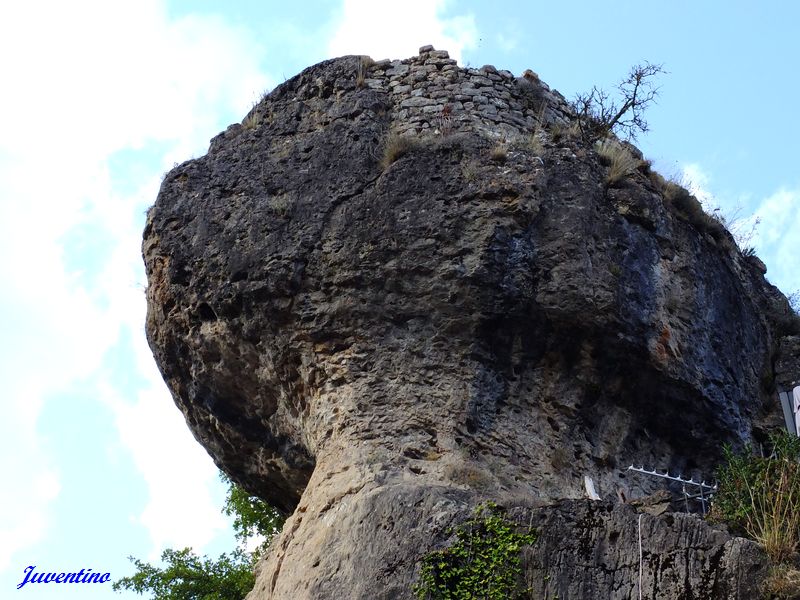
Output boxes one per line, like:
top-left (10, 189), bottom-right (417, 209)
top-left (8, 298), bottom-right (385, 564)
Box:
top-left (143, 47), bottom-right (799, 598)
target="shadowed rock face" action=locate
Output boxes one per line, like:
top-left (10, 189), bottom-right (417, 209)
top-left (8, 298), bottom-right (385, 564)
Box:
top-left (143, 49), bottom-right (797, 598)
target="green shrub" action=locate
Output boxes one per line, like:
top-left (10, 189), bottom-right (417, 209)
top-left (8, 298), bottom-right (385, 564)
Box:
top-left (710, 431), bottom-right (800, 564)
top-left (414, 502), bottom-right (536, 600)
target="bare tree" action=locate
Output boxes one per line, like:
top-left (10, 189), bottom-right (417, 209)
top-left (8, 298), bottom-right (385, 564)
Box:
top-left (573, 62), bottom-right (665, 142)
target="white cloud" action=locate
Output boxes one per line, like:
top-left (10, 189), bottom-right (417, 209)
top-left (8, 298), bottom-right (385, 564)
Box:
top-left (680, 162), bottom-right (760, 250)
top-left (753, 187), bottom-right (800, 294)
top-left (327, 0), bottom-right (477, 63)
top-left (0, 1), bottom-right (271, 160)
top-left (496, 33), bottom-right (519, 53)
top-left (102, 378), bottom-right (229, 558)
top-left (0, 0), bottom-right (272, 569)
top-left (681, 164), bottom-right (798, 294)
top-left (681, 163), bottom-right (715, 207)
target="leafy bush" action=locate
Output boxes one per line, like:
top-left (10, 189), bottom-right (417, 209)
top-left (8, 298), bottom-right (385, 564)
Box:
top-left (113, 548), bottom-right (255, 600)
top-left (414, 502), bottom-right (536, 600)
top-left (710, 431), bottom-right (800, 564)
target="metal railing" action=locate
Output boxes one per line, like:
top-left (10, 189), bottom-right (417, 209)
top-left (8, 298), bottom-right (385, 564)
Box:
top-left (626, 465), bottom-right (717, 515)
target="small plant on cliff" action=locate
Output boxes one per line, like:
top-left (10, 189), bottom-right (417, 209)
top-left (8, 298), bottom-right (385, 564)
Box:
top-left (763, 563), bottom-right (800, 599)
top-left (710, 431), bottom-right (800, 564)
top-left (490, 142), bottom-right (508, 163)
top-left (595, 138), bottom-right (644, 185)
top-left (380, 132), bottom-right (421, 169)
top-left (356, 55), bottom-right (375, 89)
top-left (414, 502), bottom-right (537, 600)
top-left (242, 98), bottom-right (262, 131)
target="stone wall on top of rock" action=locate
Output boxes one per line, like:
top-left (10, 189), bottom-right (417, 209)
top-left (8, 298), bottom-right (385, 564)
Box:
top-left (354, 46), bottom-right (572, 138)
top-left (143, 46), bottom-right (799, 598)
top-left (235, 45), bottom-right (572, 151)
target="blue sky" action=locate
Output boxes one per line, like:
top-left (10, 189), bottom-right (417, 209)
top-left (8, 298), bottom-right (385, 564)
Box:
top-left (0, 1), bottom-right (797, 598)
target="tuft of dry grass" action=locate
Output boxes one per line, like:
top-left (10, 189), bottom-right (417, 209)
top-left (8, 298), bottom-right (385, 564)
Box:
top-left (763, 564), bottom-right (800, 599)
top-left (644, 169), bottom-right (743, 249)
top-left (269, 193), bottom-right (292, 217)
top-left (548, 123), bottom-right (564, 142)
top-left (444, 463), bottom-right (492, 490)
top-left (550, 120), bottom-right (582, 143)
top-left (661, 180), bottom-right (728, 243)
top-left (550, 123), bottom-right (564, 141)
top-left (461, 159), bottom-right (479, 182)
top-left (525, 134), bottom-right (545, 156)
top-left (356, 55), bottom-right (375, 89)
top-left (490, 142), bottom-right (508, 163)
top-left (647, 167), bottom-right (669, 191)
top-left (423, 449), bottom-right (442, 461)
top-left (663, 180), bottom-right (694, 207)
top-left (242, 110), bottom-right (261, 130)
top-left (595, 139), bottom-right (643, 185)
top-left (511, 132), bottom-right (545, 157)
top-left (380, 133), bottom-right (421, 169)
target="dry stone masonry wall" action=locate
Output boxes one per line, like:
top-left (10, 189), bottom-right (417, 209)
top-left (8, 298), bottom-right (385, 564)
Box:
top-left (361, 45), bottom-right (573, 140)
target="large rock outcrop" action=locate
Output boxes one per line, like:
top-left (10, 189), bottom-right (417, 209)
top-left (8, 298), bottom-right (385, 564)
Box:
top-left (143, 47), bottom-right (798, 598)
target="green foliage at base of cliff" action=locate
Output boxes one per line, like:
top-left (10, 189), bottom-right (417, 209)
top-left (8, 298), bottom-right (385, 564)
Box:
top-left (711, 431), bottom-right (800, 564)
top-left (414, 502), bottom-right (537, 600)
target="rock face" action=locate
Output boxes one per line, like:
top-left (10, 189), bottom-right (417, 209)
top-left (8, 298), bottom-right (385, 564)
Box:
top-left (143, 47), bottom-right (798, 598)
top-left (524, 500), bottom-right (767, 599)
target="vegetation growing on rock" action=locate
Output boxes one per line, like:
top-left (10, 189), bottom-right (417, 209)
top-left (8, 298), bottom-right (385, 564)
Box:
top-left (414, 502), bottom-right (536, 600)
top-left (711, 431), bottom-right (800, 564)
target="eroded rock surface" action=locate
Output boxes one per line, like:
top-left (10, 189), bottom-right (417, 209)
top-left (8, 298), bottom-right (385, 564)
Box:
top-left (143, 47), bottom-right (798, 598)
top-left (524, 500), bottom-right (767, 599)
